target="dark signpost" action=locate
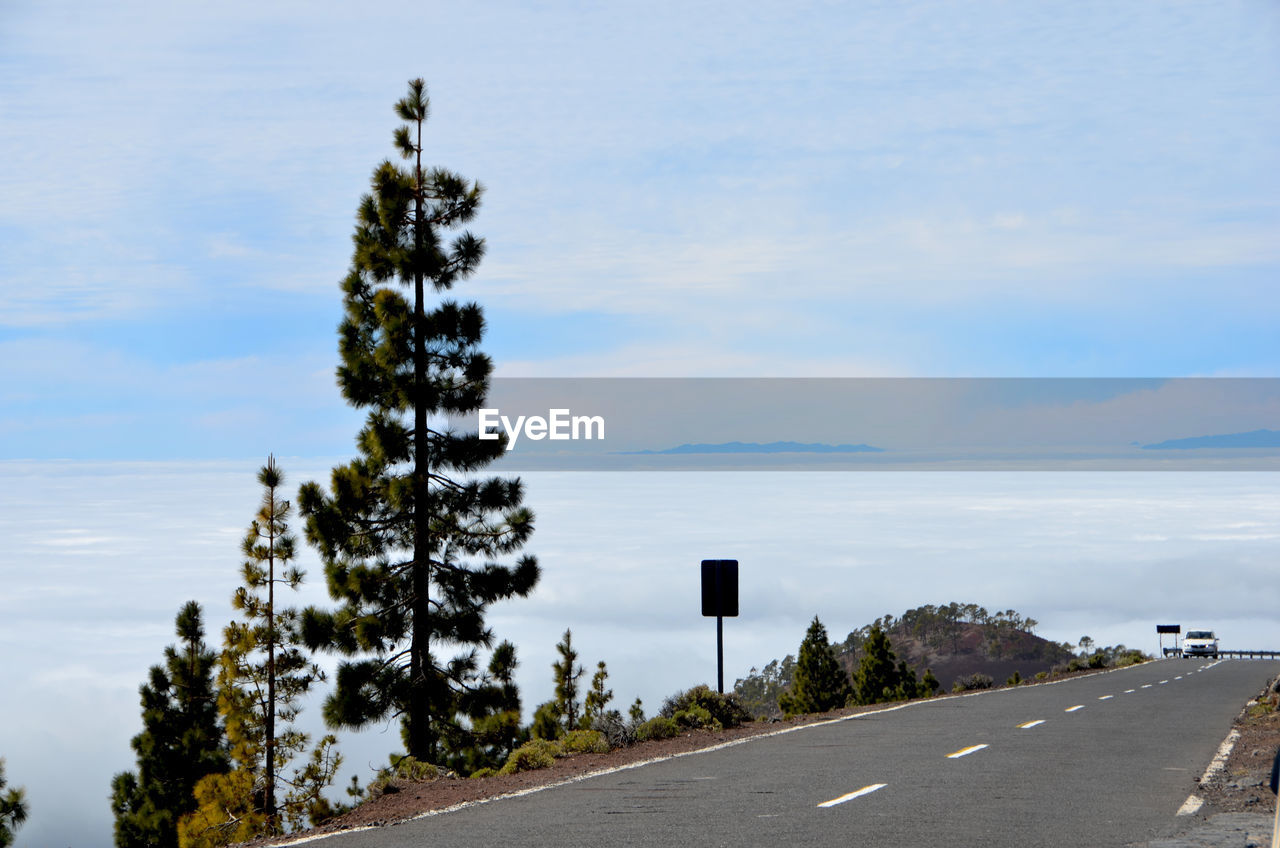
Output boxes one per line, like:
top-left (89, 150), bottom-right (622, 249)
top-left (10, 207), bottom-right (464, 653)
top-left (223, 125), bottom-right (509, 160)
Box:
top-left (1157, 624), bottom-right (1181, 656)
top-left (701, 559), bottom-right (739, 693)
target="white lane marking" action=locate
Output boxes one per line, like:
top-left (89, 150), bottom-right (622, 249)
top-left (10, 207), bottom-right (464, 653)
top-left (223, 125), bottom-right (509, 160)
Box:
top-left (1159, 680), bottom-right (1169, 684)
top-left (1175, 676), bottom-right (1183, 680)
top-left (1141, 684), bottom-right (1153, 689)
top-left (818, 783), bottom-right (888, 808)
top-left (1065, 705), bottom-right (1085, 713)
top-left (947, 744), bottom-right (990, 759)
top-left (1177, 795), bottom-right (1204, 816)
top-left (1018, 720), bottom-right (1046, 729)
top-left (1124, 689), bottom-right (1136, 693)
top-left (1098, 695), bottom-right (1113, 700)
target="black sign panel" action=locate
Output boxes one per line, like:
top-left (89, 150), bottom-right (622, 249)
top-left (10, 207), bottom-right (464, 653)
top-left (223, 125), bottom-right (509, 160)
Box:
top-left (701, 559), bottom-right (739, 617)
top-left (1156, 624), bottom-right (1181, 634)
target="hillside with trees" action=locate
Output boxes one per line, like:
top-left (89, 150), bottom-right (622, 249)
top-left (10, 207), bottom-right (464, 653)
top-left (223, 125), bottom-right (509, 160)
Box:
top-left (736, 603), bottom-right (1081, 717)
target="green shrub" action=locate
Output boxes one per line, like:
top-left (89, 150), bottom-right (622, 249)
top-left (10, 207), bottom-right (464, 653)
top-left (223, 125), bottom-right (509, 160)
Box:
top-left (498, 739), bottom-right (563, 775)
top-left (387, 755), bottom-right (438, 781)
top-left (635, 716), bottom-right (679, 742)
top-left (1115, 650), bottom-right (1147, 667)
top-left (673, 703), bottom-right (717, 730)
top-left (561, 729), bottom-right (610, 755)
top-left (951, 673), bottom-right (994, 693)
top-left (1088, 652), bottom-right (1108, 669)
top-left (1006, 671), bottom-right (1022, 686)
top-left (1067, 658), bottom-right (1085, 672)
top-left (367, 755), bottom-right (440, 797)
top-left (468, 767), bottom-right (496, 779)
top-left (659, 685), bottom-right (752, 729)
top-left (1035, 671), bottom-right (1049, 681)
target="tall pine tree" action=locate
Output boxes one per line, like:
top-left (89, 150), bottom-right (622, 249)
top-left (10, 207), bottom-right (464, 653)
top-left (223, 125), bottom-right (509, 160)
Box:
top-left (299, 78), bottom-right (538, 763)
top-left (552, 629), bottom-right (584, 732)
top-left (110, 602), bottom-right (227, 848)
top-left (779, 617), bottom-right (852, 716)
top-left (179, 458), bottom-right (339, 846)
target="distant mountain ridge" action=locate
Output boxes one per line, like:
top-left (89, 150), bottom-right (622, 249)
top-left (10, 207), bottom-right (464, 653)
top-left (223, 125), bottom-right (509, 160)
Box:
top-left (1142, 428), bottom-right (1280, 450)
top-left (621, 440), bottom-right (884, 455)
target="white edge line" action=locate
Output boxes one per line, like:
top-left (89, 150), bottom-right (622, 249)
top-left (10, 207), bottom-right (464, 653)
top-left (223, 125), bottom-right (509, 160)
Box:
top-left (272, 660), bottom-right (1169, 847)
top-left (1200, 729), bottom-right (1240, 784)
top-left (1177, 795), bottom-right (1204, 816)
top-left (818, 782), bottom-right (888, 808)
top-left (1176, 728), bottom-right (1241, 817)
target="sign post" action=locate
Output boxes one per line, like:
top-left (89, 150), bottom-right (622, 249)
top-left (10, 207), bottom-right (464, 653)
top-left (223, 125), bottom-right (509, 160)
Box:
top-left (701, 559), bottom-right (739, 694)
top-left (1157, 624), bottom-right (1181, 657)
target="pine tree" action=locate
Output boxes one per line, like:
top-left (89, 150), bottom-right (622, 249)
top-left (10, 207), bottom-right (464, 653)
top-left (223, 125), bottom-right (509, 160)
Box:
top-left (552, 629), bottom-right (585, 732)
top-left (851, 625), bottom-right (921, 705)
top-left (110, 602), bottom-right (227, 848)
top-left (460, 641), bottom-right (526, 773)
top-left (299, 77), bottom-right (538, 764)
top-left (779, 617), bottom-right (852, 716)
top-left (583, 661), bottom-right (614, 727)
top-left (179, 458), bottom-right (339, 847)
top-left (0, 760), bottom-right (28, 848)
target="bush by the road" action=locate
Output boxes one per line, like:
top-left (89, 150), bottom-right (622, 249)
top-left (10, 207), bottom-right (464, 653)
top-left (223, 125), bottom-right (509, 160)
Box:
top-left (952, 673), bottom-right (994, 692)
top-left (660, 685), bottom-right (753, 730)
top-left (635, 717), bottom-right (679, 742)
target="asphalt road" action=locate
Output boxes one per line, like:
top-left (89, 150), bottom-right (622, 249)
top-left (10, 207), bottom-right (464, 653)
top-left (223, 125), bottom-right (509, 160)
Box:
top-left (321, 658), bottom-right (1280, 848)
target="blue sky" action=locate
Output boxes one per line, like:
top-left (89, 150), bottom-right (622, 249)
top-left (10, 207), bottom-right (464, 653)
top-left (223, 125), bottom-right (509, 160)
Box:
top-left (3, 1), bottom-right (1279, 460)
top-left (3, 3), bottom-right (1280, 846)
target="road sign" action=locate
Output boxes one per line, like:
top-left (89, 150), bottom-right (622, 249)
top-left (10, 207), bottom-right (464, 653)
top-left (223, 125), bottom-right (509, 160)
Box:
top-left (701, 560), bottom-right (739, 617)
top-left (1156, 624), bottom-right (1181, 634)
top-left (701, 559), bottom-right (738, 694)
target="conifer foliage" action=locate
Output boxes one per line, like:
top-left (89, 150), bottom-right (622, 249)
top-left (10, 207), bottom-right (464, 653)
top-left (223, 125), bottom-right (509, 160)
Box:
top-left (461, 640), bottom-right (526, 772)
top-left (110, 602), bottom-right (227, 848)
top-left (179, 458), bottom-right (339, 847)
top-left (0, 759), bottom-right (28, 848)
top-left (299, 78), bottom-right (538, 763)
top-left (583, 661), bottom-right (614, 726)
top-left (851, 624), bottom-right (922, 705)
top-left (779, 617), bottom-right (852, 715)
top-left (552, 629), bottom-right (585, 732)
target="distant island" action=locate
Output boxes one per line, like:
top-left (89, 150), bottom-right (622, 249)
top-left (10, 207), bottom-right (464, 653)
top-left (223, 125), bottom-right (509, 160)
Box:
top-left (619, 440), bottom-right (884, 455)
top-left (1141, 428), bottom-right (1280, 450)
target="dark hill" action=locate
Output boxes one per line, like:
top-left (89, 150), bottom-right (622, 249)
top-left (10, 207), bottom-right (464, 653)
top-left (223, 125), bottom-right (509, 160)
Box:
top-left (837, 604), bottom-right (1076, 690)
top-left (735, 603), bottom-right (1077, 717)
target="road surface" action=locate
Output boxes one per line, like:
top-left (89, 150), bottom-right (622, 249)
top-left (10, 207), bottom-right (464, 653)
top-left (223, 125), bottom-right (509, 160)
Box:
top-left (318, 658), bottom-right (1280, 848)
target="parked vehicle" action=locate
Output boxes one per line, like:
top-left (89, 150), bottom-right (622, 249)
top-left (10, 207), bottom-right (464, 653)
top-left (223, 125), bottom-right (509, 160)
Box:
top-left (1183, 630), bottom-right (1219, 658)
